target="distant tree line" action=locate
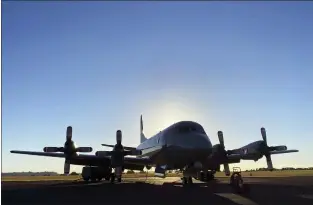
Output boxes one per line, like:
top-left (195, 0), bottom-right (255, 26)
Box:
top-left (2, 171), bottom-right (59, 176)
top-left (244, 167), bottom-right (313, 172)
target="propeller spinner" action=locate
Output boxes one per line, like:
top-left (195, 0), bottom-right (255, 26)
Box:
top-left (43, 126), bottom-right (92, 175)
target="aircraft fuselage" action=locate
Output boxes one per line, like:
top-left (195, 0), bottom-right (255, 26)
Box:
top-left (136, 121), bottom-right (213, 169)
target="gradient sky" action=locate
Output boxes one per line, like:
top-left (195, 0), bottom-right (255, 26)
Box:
top-left (2, 2), bottom-right (313, 173)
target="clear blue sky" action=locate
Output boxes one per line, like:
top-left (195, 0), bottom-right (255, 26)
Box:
top-left (2, 2), bottom-right (313, 173)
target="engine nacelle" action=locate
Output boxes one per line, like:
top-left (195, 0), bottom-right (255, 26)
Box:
top-left (76, 147), bottom-right (93, 152)
top-left (43, 147), bottom-right (61, 152)
top-left (272, 145), bottom-right (287, 151)
top-left (130, 149), bottom-right (142, 155)
top-left (95, 151), bottom-right (110, 157)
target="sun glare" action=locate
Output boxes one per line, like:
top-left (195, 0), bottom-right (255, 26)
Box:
top-left (142, 94), bottom-right (204, 136)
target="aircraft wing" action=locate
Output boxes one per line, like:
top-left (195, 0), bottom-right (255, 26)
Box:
top-left (269, 150), bottom-right (299, 155)
top-left (225, 148), bottom-right (299, 162)
top-left (10, 150), bottom-right (152, 170)
top-left (11, 150), bottom-right (66, 158)
top-left (101, 144), bottom-right (137, 151)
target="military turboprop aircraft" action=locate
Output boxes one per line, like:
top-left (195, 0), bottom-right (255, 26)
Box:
top-left (11, 115), bottom-right (299, 185)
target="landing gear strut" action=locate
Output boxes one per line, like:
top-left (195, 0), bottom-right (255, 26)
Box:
top-left (82, 166), bottom-right (112, 182)
top-left (199, 171), bottom-right (215, 182)
top-left (182, 176), bottom-right (193, 185)
top-left (110, 167), bottom-right (122, 183)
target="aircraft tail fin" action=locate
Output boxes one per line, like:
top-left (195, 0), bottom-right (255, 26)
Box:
top-left (140, 115), bottom-right (147, 143)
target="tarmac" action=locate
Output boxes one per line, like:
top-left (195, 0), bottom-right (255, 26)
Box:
top-left (2, 176), bottom-right (313, 205)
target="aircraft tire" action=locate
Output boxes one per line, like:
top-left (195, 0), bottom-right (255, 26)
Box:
top-left (91, 177), bottom-right (97, 182)
top-left (200, 172), bottom-right (205, 181)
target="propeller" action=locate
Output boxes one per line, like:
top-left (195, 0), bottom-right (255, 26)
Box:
top-left (260, 127), bottom-right (273, 170)
top-left (96, 130), bottom-right (142, 157)
top-left (43, 126), bottom-right (93, 175)
top-left (259, 127), bottom-right (287, 171)
top-left (217, 131), bottom-right (230, 176)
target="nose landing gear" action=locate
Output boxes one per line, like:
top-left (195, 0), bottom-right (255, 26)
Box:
top-left (181, 176), bottom-right (193, 185)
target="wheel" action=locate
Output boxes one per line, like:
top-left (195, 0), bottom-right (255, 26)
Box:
top-left (200, 172), bottom-right (205, 181)
top-left (91, 177), bottom-right (97, 182)
top-left (182, 177), bottom-right (188, 185)
top-left (104, 176), bottom-right (110, 181)
top-left (98, 177), bottom-right (102, 181)
top-left (206, 172), bottom-right (214, 181)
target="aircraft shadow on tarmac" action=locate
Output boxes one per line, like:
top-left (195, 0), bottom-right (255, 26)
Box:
top-left (2, 178), bottom-right (313, 205)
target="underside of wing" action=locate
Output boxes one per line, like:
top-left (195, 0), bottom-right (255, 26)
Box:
top-left (101, 144), bottom-right (137, 151)
top-left (10, 150), bottom-right (152, 171)
top-left (123, 156), bottom-right (153, 166)
top-left (10, 150), bottom-right (66, 158)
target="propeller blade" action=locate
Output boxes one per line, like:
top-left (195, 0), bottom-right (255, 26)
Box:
top-left (43, 147), bottom-right (60, 152)
top-left (116, 130), bottom-right (122, 144)
top-left (265, 154), bottom-right (273, 171)
top-left (66, 126), bottom-right (72, 141)
top-left (223, 163), bottom-right (230, 176)
top-left (261, 127), bottom-right (267, 145)
top-left (64, 159), bottom-right (70, 175)
top-left (76, 147), bottom-right (93, 152)
top-left (217, 131), bottom-right (224, 147)
top-left (217, 131), bottom-right (230, 176)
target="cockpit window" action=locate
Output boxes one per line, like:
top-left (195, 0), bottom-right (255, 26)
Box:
top-left (176, 124), bottom-right (206, 134)
top-left (178, 126), bottom-right (198, 133)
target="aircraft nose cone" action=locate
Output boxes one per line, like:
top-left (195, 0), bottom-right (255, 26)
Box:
top-left (195, 134), bottom-right (212, 149)
top-left (179, 133), bottom-right (212, 149)
top-left (165, 132), bottom-right (212, 151)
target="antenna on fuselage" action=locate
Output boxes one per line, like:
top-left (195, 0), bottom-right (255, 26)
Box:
top-left (140, 115), bottom-right (147, 143)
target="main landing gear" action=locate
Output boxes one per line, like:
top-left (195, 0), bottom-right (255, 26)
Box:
top-left (82, 166), bottom-right (111, 182)
top-left (198, 171), bottom-right (215, 182)
top-left (182, 176), bottom-right (193, 185)
top-left (110, 167), bottom-right (122, 184)
top-left (109, 173), bottom-right (122, 183)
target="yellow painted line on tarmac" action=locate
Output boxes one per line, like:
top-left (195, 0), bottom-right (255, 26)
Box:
top-left (215, 193), bottom-right (259, 205)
